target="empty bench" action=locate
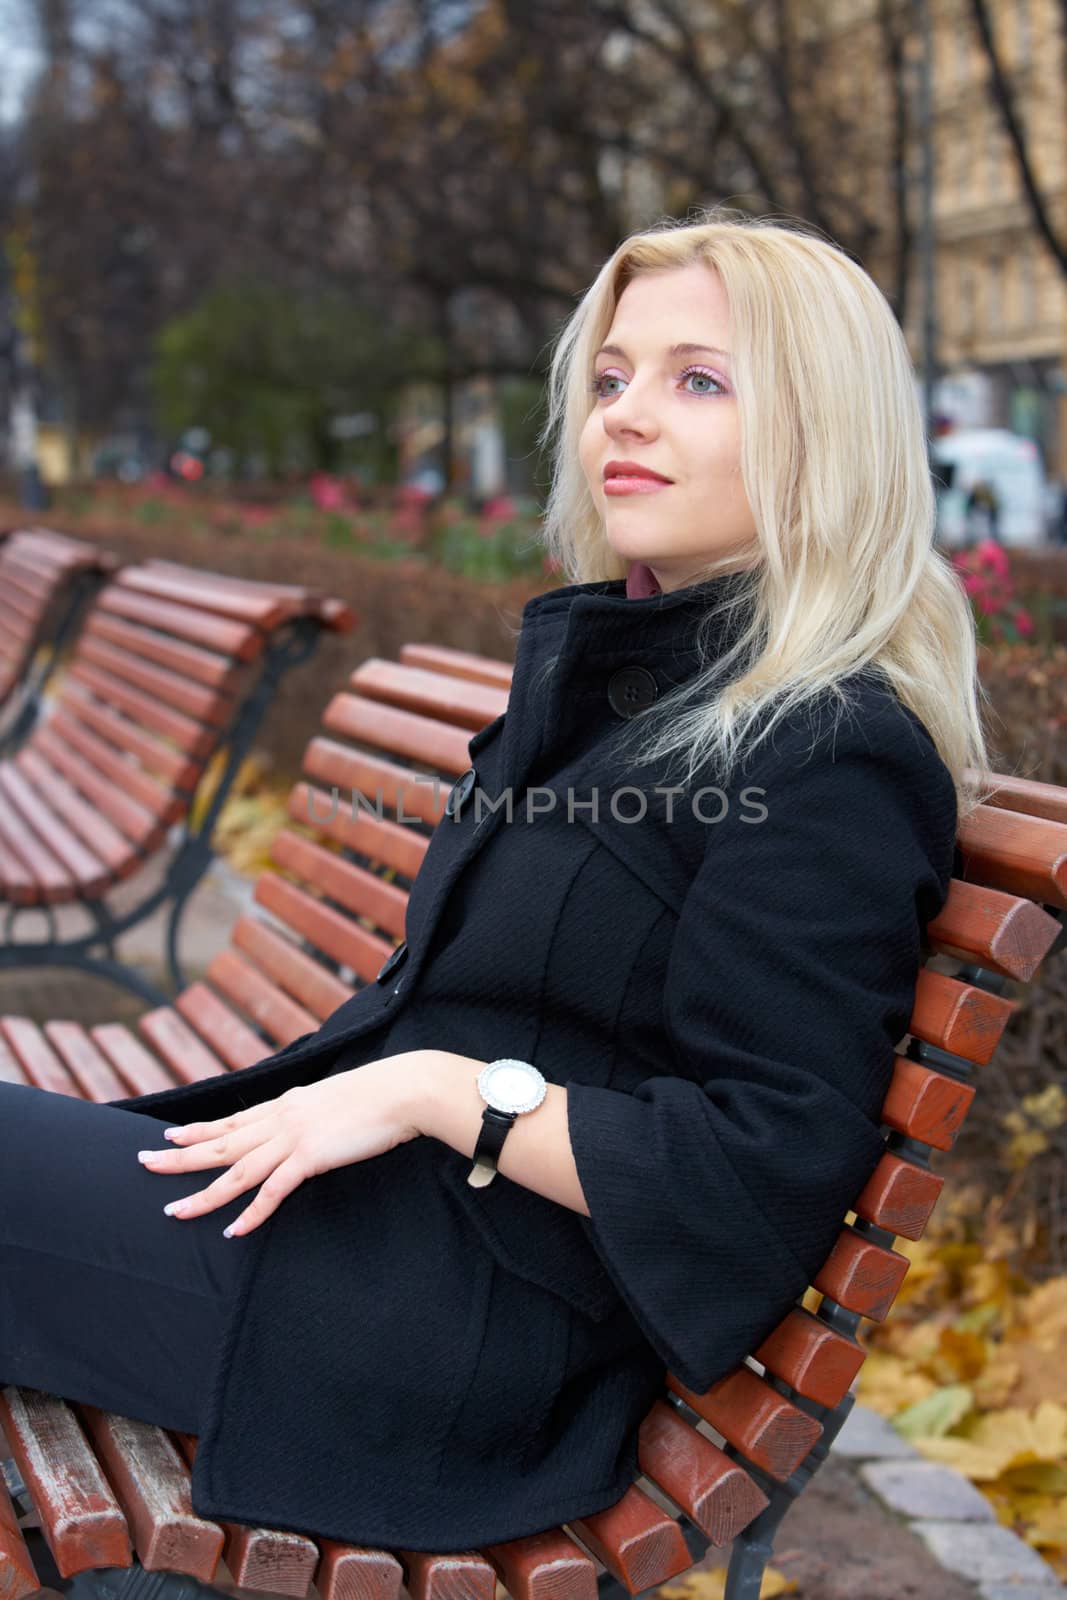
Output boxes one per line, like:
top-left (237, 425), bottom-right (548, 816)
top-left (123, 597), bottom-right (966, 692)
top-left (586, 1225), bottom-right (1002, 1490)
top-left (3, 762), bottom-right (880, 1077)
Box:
top-left (0, 527), bottom-right (119, 755)
top-left (0, 557), bottom-right (354, 1005)
top-left (0, 639), bottom-right (1064, 1600)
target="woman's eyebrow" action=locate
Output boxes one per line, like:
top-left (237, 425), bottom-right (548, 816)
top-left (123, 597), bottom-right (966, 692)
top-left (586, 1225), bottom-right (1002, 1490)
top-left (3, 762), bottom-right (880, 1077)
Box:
top-left (594, 341), bottom-right (733, 363)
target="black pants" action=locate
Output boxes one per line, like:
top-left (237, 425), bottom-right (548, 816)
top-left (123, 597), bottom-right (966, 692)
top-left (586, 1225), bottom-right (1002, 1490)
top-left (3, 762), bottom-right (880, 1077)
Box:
top-left (0, 1079), bottom-right (248, 1434)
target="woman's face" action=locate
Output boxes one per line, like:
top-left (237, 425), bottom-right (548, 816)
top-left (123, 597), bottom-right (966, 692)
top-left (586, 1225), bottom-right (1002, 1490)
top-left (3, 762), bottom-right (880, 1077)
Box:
top-left (578, 262), bottom-right (758, 593)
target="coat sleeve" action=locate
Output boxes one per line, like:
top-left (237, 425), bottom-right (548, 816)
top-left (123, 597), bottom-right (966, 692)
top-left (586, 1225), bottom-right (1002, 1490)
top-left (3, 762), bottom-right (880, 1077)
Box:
top-left (564, 691), bottom-right (959, 1395)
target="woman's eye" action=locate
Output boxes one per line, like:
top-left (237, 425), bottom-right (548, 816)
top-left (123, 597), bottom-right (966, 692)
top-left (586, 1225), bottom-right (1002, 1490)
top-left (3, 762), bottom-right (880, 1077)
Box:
top-left (589, 367), bottom-right (725, 399)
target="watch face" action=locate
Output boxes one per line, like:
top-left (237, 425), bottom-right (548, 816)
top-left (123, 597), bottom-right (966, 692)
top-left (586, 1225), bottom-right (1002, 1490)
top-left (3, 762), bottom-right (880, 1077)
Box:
top-left (478, 1059), bottom-right (547, 1115)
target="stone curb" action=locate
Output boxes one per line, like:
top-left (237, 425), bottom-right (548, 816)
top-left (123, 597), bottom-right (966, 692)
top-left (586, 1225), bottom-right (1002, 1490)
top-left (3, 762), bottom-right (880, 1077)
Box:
top-left (836, 1402), bottom-right (1066, 1598)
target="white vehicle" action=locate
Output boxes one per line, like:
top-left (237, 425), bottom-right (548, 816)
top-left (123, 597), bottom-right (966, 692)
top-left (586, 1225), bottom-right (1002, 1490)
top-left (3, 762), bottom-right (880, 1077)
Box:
top-left (931, 428), bottom-right (1049, 549)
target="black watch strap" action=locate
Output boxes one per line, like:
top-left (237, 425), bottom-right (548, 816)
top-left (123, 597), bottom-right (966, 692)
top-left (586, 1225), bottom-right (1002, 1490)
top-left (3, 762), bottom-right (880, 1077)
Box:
top-left (468, 1106), bottom-right (516, 1186)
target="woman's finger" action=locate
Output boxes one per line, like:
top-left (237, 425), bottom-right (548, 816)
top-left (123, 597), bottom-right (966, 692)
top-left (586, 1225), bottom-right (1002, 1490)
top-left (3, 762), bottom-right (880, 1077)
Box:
top-left (222, 1153), bottom-right (309, 1238)
top-left (139, 1116), bottom-right (279, 1174)
top-left (161, 1104), bottom-right (278, 1145)
top-left (161, 1135), bottom-right (292, 1222)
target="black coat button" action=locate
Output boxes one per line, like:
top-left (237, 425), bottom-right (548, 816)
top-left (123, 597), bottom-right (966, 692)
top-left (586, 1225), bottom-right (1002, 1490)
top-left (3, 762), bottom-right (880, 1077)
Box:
top-left (445, 766), bottom-right (477, 817)
top-left (607, 666), bottom-right (659, 719)
top-left (376, 940), bottom-right (409, 984)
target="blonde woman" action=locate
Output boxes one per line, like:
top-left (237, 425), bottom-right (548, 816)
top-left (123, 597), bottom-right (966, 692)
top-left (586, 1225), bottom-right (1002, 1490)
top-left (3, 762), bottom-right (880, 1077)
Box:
top-left (0, 209), bottom-right (992, 1555)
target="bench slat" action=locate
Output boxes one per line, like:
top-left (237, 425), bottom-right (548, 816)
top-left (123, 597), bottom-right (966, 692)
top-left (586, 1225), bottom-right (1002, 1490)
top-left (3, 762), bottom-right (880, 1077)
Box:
top-left (302, 736), bottom-right (450, 827)
top-left (926, 880), bottom-right (1064, 980)
top-left (68, 662), bottom-right (216, 759)
top-left (957, 801), bottom-right (1067, 909)
top-left (169, 1431), bottom-right (321, 1598)
top-left (350, 659), bottom-right (508, 731)
top-left (175, 982), bottom-right (272, 1071)
top-left (271, 828), bottom-right (409, 940)
top-left (567, 1481), bottom-right (695, 1595)
top-left (754, 1308), bottom-right (867, 1408)
top-left (56, 679), bottom-right (204, 789)
top-left (75, 1405), bottom-right (224, 1580)
top-left (0, 1472), bottom-right (41, 1600)
top-left (882, 1056), bottom-right (977, 1150)
top-left (482, 1526), bottom-right (599, 1600)
top-left (0, 1020), bottom-right (78, 1094)
top-left (137, 1008), bottom-right (227, 1083)
top-left (119, 568), bottom-right (288, 630)
top-left (397, 1546), bottom-right (497, 1600)
top-left (43, 1023), bottom-right (129, 1102)
top-left (288, 784), bottom-right (430, 882)
top-left (77, 635), bottom-right (235, 727)
top-left (90, 1024), bottom-right (180, 1097)
top-left (323, 694), bottom-right (472, 778)
top-left (14, 747), bottom-right (139, 874)
top-left (33, 721), bottom-right (166, 850)
top-left (228, 915), bottom-right (355, 1021)
top-left (910, 969), bottom-right (1018, 1066)
top-left (853, 1150), bottom-right (945, 1239)
top-left (97, 585), bottom-right (263, 660)
top-left (0, 767), bottom-right (111, 898)
top-left (0, 1389), bottom-right (132, 1578)
top-left (84, 612), bottom-right (245, 692)
top-left (201, 948), bottom-right (320, 1045)
top-left (638, 1398), bottom-right (769, 1551)
top-left (399, 642), bottom-right (513, 690)
top-left (253, 872), bottom-right (395, 984)
top-left (0, 807), bottom-right (73, 904)
top-left (667, 1366), bottom-right (823, 1482)
top-left (812, 1227), bottom-right (912, 1320)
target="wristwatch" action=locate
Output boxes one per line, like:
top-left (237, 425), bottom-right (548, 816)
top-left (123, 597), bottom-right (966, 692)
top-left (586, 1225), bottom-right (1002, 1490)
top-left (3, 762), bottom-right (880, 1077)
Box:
top-left (468, 1058), bottom-right (548, 1188)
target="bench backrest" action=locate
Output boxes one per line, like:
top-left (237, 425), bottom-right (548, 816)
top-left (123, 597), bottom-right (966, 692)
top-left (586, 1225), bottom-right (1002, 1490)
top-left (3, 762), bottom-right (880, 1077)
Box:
top-left (0, 528), bottom-right (118, 741)
top-left (0, 558), bottom-right (354, 910)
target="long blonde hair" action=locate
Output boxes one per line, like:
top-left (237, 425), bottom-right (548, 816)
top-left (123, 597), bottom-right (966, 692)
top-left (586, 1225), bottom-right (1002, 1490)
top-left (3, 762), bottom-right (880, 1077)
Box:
top-left (535, 206), bottom-right (998, 821)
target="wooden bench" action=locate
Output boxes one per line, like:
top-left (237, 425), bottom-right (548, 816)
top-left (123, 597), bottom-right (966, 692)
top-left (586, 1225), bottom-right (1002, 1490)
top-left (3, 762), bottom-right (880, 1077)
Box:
top-left (1, 639), bottom-right (1064, 1600)
top-left (0, 557), bottom-right (355, 1007)
top-left (0, 527), bottom-right (119, 756)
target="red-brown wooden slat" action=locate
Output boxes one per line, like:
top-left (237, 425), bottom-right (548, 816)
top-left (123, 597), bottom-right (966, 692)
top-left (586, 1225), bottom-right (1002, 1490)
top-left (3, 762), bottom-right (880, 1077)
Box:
top-left (0, 767), bottom-right (111, 897)
top-left (0, 806), bottom-right (72, 908)
top-left (13, 747), bottom-right (156, 875)
top-left (76, 636), bottom-right (233, 726)
top-left (143, 561), bottom-right (355, 632)
top-left (882, 1057), bottom-right (977, 1150)
top-left (399, 641), bottom-right (514, 690)
top-left (32, 723), bottom-right (164, 850)
top-left (90, 1025), bottom-right (179, 1097)
top-left (42, 1023), bottom-right (129, 1102)
top-left (965, 764), bottom-right (1067, 825)
top-left (349, 659), bottom-right (507, 732)
top-left (270, 828), bottom-right (408, 940)
top-left (84, 611), bottom-right (245, 692)
top-left (853, 1150), bottom-right (945, 1239)
top-left (0, 1019), bottom-right (78, 1094)
top-left (37, 709), bottom-right (182, 822)
top-left (168, 1432), bottom-right (320, 1599)
top-left (228, 916), bottom-right (354, 1020)
top-left (97, 585), bottom-right (263, 660)
top-left (0, 1476), bottom-right (40, 1600)
top-left (202, 948), bottom-right (319, 1045)
top-left (174, 982), bottom-right (272, 1071)
top-left (925, 881), bottom-right (1064, 981)
top-left (481, 1526), bottom-right (599, 1600)
top-left (667, 1367), bottom-right (823, 1482)
top-left (119, 567), bottom-right (288, 629)
top-left (57, 679), bottom-right (203, 789)
top-left (137, 1009), bottom-right (227, 1083)
top-left (909, 969), bottom-right (1017, 1066)
top-left (301, 736), bottom-right (448, 828)
top-left (567, 1481), bottom-right (696, 1595)
top-left (754, 1308), bottom-right (868, 1408)
top-left (0, 828), bottom-right (36, 904)
top-left (1, 554), bottom-right (59, 601)
top-left (312, 1537), bottom-right (405, 1600)
top-left (75, 1406), bottom-right (224, 1580)
top-left (636, 1398), bottom-right (769, 1548)
top-left (397, 1548), bottom-right (497, 1600)
top-left (68, 662), bottom-right (217, 759)
top-left (0, 1032), bottom-right (27, 1085)
top-left (253, 872), bottom-right (394, 982)
top-left (0, 1389), bottom-right (132, 1578)
top-left (957, 801), bottom-right (1067, 908)
top-left (288, 782), bottom-right (431, 884)
top-left (812, 1227), bottom-right (912, 1320)
top-left (322, 694), bottom-right (472, 778)
top-left (0, 587), bottom-right (39, 628)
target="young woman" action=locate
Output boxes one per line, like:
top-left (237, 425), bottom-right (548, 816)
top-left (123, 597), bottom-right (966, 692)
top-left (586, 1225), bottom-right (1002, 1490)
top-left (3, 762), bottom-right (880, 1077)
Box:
top-left (0, 208), bottom-right (993, 1554)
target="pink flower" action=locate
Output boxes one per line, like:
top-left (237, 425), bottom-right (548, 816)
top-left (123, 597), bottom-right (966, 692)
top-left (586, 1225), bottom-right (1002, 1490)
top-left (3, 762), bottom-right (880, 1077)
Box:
top-left (975, 538), bottom-right (1010, 579)
top-left (1014, 608), bottom-right (1034, 637)
top-left (482, 494), bottom-right (517, 522)
top-left (310, 473), bottom-right (347, 512)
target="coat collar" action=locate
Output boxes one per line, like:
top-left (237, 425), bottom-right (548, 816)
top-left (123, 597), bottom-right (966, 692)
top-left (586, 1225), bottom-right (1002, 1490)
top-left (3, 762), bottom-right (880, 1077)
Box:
top-left (488, 568), bottom-right (759, 795)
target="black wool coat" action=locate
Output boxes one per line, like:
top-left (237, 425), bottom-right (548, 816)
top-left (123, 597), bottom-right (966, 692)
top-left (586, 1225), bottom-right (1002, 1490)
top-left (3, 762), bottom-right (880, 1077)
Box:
top-left (105, 571), bottom-right (960, 1553)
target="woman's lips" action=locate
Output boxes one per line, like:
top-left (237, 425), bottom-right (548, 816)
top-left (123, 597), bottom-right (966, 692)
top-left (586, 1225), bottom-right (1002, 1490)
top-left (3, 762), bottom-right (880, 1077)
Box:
top-left (603, 477), bottom-right (672, 495)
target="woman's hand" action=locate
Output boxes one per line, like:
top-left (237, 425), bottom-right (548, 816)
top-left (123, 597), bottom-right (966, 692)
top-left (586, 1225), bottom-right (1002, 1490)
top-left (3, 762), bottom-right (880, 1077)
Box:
top-left (135, 1051), bottom-right (439, 1238)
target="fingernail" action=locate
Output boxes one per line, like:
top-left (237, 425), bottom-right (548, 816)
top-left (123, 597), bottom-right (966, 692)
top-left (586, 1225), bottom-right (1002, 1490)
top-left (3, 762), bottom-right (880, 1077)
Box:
top-left (163, 1129), bottom-right (181, 1140)
top-left (223, 1224), bottom-right (237, 1238)
top-left (137, 1151), bottom-right (154, 1163)
top-left (163, 1201), bottom-right (187, 1217)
